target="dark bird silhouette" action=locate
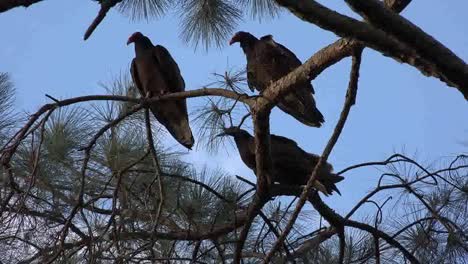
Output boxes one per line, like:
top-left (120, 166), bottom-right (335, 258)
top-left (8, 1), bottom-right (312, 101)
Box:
top-left (221, 127), bottom-right (343, 195)
top-left (229, 31), bottom-right (324, 127)
top-left (127, 32), bottom-right (194, 149)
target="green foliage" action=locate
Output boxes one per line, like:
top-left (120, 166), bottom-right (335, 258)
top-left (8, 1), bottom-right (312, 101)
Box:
top-left (118, 0), bottom-right (169, 21)
top-left (194, 68), bottom-right (252, 153)
top-left (44, 108), bottom-right (90, 163)
top-left (112, 0), bottom-right (282, 49)
top-left (0, 72), bottom-right (16, 141)
top-left (179, 0), bottom-right (242, 49)
top-left (236, 0), bottom-right (281, 20)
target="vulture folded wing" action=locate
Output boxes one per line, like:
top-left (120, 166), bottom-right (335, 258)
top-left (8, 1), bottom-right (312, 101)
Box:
top-left (152, 45), bottom-right (185, 92)
top-left (260, 36), bottom-right (316, 95)
top-left (130, 59), bottom-right (145, 96)
top-left (270, 135), bottom-right (310, 185)
top-left (260, 35), bottom-right (303, 69)
top-left (264, 42), bottom-right (323, 126)
top-left (246, 68), bottom-right (258, 92)
top-left (271, 134), bottom-right (300, 147)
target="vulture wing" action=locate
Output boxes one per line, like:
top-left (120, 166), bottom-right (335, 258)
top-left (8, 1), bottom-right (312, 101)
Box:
top-left (260, 35), bottom-right (303, 73)
top-left (152, 45), bottom-right (186, 92)
top-left (252, 36), bottom-right (324, 127)
top-left (270, 134), bottom-right (343, 195)
top-left (130, 59), bottom-right (145, 96)
top-left (130, 45), bottom-right (194, 149)
top-left (228, 131), bottom-right (343, 195)
top-left (269, 135), bottom-right (310, 185)
top-left (246, 67), bottom-right (258, 92)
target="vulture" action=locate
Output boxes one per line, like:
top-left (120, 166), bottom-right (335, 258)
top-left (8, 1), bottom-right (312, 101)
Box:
top-left (229, 32), bottom-right (324, 127)
top-left (221, 127), bottom-right (343, 195)
top-left (127, 32), bottom-right (194, 149)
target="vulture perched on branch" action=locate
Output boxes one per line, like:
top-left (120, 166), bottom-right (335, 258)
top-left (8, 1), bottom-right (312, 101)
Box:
top-left (127, 32), bottom-right (194, 149)
top-left (220, 127), bottom-right (343, 195)
top-left (230, 32), bottom-right (324, 127)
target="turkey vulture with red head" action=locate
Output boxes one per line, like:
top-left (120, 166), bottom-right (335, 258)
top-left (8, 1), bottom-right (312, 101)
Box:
top-left (220, 127), bottom-right (343, 195)
top-left (127, 32), bottom-right (194, 149)
top-left (230, 31), bottom-right (324, 127)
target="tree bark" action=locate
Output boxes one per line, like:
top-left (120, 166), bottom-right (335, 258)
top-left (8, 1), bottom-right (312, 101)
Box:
top-left (275, 0), bottom-right (468, 99)
top-left (0, 0), bottom-right (43, 13)
top-left (345, 0), bottom-right (468, 99)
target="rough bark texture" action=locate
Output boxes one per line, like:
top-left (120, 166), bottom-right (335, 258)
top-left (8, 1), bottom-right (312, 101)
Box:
top-left (261, 0), bottom-right (412, 108)
top-left (275, 0), bottom-right (468, 99)
top-left (345, 0), bottom-right (468, 99)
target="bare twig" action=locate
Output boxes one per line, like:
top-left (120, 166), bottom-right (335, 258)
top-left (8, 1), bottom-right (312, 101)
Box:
top-left (144, 109), bottom-right (164, 229)
top-left (264, 48), bottom-right (363, 263)
top-left (45, 104), bottom-right (143, 262)
top-left (258, 210), bottom-right (294, 260)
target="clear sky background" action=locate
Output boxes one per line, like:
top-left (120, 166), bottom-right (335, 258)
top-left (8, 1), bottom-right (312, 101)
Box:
top-left (1, 0), bottom-right (467, 215)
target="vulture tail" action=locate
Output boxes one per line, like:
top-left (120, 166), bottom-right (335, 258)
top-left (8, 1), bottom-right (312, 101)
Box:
top-left (149, 103), bottom-right (195, 150)
top-left (278, 95), bottom-right (325, 127)
top-left (318, 173), bottom-right (344, 196)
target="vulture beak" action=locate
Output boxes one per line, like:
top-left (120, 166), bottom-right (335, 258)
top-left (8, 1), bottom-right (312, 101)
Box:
top-left (229, 36), bottom-right (238, 45)
top-left (126, 37), bottom-right (133, 45)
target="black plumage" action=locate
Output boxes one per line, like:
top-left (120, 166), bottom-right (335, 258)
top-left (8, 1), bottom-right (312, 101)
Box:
top-left (221, 127), bottom-right (343, 195)
top-left (229, 31), bottom-right (324, 127)
top-left (127, 32), bottom-right (194, 149)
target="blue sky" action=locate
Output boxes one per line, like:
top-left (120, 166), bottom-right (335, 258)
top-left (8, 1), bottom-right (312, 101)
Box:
top-left (1, 0), bottom-right (467, 215)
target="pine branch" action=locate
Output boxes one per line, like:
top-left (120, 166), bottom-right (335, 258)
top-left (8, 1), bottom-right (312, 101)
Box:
top-left (0, 0), bottom-right (43, 13)
top-left (274, 0), bottom-right (468, 99)
top-left (344, 0), bottom-right (468, 99)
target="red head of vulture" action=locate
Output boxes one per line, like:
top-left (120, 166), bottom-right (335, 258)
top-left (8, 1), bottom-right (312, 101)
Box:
top-left (127, 32), bottom-right (194, 149)
top-left (229, 31), bottom-right (324, 127)
top-left (220, 127), bottom-right (343, 196)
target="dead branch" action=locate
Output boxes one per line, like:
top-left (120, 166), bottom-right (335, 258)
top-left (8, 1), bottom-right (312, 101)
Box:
top-left (0, 0), bottom-right (43, 13)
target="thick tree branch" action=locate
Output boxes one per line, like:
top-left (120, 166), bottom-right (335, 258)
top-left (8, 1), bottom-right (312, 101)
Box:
top-left (274, 0), bottom-right (468, 99)
top-left (345, 0), bottom-right (468, 99)
top-left (384, 0), bottom-right (411, 13)
top-left (261, 0), bottom-right (411, 109)
top-left (232, 107), bottom-right (273, 263)
top-left (0, 0), bottom-right (43, 13)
